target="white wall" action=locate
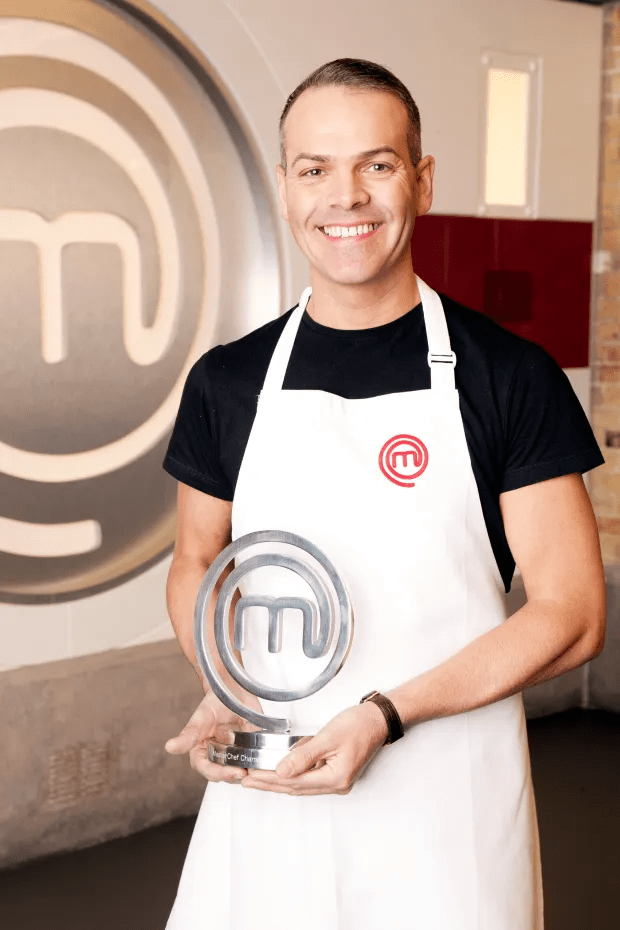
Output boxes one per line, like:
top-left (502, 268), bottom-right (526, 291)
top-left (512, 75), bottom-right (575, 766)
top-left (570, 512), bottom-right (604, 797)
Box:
top-left (216, 0), bottom-right (603, 221)
top-left (0, 557), bottom-right (174, 672)
top-left (0, 0), bottom-right (603, 672)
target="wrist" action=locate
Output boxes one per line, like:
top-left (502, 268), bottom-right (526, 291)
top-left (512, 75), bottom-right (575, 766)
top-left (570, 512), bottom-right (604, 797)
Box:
top-left (384, 689), bottom-right (408, 728)
top-left (358, 698), bottom-right (390, 745)
top-left (359, 690), bottom-right (405, 745)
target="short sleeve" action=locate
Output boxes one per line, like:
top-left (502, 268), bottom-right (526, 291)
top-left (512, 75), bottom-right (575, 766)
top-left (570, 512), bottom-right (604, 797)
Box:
top-left (501, 344), bottom-right (604, 493)
top-left (163, 353), bottom-right (233, 500)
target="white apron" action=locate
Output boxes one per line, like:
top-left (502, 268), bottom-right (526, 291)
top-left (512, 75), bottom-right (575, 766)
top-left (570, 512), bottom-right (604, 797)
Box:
top-left (167, 279), bottom-right (543, 930)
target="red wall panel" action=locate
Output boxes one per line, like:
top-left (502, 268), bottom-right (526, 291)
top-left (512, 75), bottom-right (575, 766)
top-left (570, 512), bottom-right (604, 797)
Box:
top-left (411, 215), bottom-right (593, 368)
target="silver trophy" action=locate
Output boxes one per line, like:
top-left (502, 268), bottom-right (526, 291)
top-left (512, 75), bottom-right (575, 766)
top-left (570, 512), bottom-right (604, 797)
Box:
top-left (194, 530), bottom-right (353, 770)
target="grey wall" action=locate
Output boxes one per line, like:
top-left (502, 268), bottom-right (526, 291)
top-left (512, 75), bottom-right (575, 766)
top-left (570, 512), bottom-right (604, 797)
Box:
top-left (1, 641), bottom-right (205, 869)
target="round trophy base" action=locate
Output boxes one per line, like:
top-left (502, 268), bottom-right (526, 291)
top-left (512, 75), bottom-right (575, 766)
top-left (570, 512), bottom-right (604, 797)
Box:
top-left (208, 730), bottom-right (305, 771)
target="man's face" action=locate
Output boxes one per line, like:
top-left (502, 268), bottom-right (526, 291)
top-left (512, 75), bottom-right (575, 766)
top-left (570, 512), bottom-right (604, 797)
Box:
top-left (277, 86), bottom-right (434, 289)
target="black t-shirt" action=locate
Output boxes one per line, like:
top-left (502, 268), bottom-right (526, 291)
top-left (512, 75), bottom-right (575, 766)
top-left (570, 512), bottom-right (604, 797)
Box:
top-left (163, 293), bottom-right (604, 592)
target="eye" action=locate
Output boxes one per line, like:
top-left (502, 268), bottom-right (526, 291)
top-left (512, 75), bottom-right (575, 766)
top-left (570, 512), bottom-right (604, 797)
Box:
top-left (369, 163), bottom-right (392, 172)
top-left (302, 167), bottom-right (324, 177)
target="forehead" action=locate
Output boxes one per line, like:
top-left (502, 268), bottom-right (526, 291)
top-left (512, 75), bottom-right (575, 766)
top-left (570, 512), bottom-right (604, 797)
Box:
top-left (284, 86), bottom-right (409, 158)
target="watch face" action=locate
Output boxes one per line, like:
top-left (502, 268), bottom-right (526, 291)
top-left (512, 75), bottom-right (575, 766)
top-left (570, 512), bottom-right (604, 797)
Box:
top-left (0, 2), bottom-right (280, 602)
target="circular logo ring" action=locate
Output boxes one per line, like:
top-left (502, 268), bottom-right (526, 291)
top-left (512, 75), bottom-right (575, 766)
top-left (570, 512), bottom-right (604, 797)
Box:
top-left (0, 19), bottom-right (220, 483)
top-left (215, 554), bottom-right (334, 698)
top-left (379, 434), bottom-right (429, 487)
top-left (194, 530), bottom-right (353, 734)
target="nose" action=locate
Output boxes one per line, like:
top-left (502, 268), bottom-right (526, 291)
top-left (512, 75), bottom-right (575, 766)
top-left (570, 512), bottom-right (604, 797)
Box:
top-left (327, 168), bottom-right (370, 211)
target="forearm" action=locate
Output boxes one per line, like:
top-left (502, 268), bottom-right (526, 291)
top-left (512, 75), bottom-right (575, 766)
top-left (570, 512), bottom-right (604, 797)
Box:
top-left (167, 553), bottom-right (249, 699)
top-left (166, 554), bottom-right (210, 688)
top-left (387, 598), bottom-right (603, 728)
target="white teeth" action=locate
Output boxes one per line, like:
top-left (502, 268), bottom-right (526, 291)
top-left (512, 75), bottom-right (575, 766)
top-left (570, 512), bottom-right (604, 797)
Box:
top-left (322, 223), bottom-right (379, 238)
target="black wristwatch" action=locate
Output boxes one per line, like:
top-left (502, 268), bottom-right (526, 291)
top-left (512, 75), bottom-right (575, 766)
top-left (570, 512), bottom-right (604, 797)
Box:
top-left (359, 690), bottom-right (405, 745)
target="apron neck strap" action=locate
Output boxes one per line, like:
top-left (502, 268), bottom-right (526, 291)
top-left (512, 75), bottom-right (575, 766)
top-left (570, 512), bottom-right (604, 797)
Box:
top-left (417, 276), bottom-right (456, 390)
top-left (260, 287), bottom-right (311, 397)
top-left (260, 279), bottom-right (456, 396)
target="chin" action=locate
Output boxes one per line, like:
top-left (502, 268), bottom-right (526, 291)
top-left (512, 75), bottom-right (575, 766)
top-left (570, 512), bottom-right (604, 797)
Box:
top-left (333, 275), bottom-right (378, 287)
top-left (327, 268), bottom-right (386, 287)
top-left (311, 259), bottom-right (381, 287)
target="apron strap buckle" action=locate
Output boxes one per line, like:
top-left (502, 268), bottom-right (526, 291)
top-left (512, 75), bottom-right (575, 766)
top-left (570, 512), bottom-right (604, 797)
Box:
top-left (427, 351), bottom-right (457, 368)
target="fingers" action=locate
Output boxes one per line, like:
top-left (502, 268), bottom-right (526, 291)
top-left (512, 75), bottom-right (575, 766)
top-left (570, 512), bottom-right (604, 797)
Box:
top-left (242, 780), bottom-right (338, 796)
top-left (165, 724), bottom-right (202, 755)
top-left (275, 737), bottom-right (324, 778)
top-left (242, 765), bottom-right (351, 796)
top-left (246, 736), bottom-right (347, 793)
top-left (189, 746), bottom-right (248, 783)
top-left (241, 729), bottom-right (358, 795)
top-left (165, 696), bottom-right (219, 755)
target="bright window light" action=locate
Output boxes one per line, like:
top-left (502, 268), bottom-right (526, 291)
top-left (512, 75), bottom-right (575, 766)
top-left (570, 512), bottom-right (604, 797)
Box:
top-left (480, 51), bottom-right (540, 218)
top-left (485, 68), bottom-right (530, 206)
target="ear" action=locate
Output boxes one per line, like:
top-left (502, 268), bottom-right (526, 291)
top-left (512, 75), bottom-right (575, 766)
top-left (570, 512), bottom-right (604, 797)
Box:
top-left (276, 163), bottom-right (289, 222)
top-left (415, 155), bottom-right (435, 218)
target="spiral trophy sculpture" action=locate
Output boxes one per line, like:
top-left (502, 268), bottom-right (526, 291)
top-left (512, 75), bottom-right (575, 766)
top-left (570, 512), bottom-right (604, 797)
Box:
top-left (194, 530), bottom-right (354, 770)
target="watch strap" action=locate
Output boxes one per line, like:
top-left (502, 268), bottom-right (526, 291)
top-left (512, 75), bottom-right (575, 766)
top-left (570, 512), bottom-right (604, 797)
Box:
top-left (359, 690), bottom-right (405, 745)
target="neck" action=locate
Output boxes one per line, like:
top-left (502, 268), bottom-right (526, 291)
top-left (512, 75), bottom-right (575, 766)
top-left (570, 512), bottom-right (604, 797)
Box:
top-left (306, 263), bottom-right (421, 330)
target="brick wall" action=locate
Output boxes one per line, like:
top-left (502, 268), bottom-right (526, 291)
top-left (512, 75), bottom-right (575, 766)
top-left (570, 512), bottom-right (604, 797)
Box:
top-left (591, 3), bottom-right (620, 563)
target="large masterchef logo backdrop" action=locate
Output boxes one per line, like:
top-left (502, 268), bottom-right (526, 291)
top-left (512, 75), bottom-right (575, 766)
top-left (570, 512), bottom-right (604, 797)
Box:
top-left (0, 1), bottom-right (279, 602)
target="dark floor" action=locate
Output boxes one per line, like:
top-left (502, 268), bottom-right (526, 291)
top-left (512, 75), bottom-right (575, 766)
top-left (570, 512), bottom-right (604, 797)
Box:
top-left (0, 708), bottom-right (618, 930)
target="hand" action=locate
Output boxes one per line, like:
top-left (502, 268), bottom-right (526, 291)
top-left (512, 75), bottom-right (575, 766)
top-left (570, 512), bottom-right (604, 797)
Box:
top-left (165, 690), bottom-right (262, 783)
top-left (241, 702), bottom-right (388, 796)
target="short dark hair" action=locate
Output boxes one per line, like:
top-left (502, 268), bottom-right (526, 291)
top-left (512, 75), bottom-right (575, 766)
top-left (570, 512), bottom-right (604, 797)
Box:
top-left (279, 58), bottom-right (421, 171)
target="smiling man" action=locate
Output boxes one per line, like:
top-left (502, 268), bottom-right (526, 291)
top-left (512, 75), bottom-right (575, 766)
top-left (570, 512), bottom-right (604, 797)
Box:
top-left (280, 81), bottom-right (429, 323)
top-left (163, 59), bottom-right (605, 930)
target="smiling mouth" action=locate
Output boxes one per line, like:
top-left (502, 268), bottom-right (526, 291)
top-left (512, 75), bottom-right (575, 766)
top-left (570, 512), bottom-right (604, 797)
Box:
top-left (319, 222), bottom-right (381, 240)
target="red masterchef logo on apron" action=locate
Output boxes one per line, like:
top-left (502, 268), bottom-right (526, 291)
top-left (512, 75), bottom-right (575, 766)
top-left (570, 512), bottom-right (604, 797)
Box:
top-left (379, 434), bottom-right (428, 487)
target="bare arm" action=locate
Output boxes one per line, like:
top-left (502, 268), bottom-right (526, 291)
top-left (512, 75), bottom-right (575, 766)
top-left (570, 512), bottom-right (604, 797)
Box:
top-left (166, 482), bottom-right (233, 688)
top-left (384, 472), bottom-right (606, 725)
top-left (165, 483), bottom-right (261, 781)
top-left (244, 472), bottom-right (606, 794)
top-left (498, 472), bottom-right (606, 689)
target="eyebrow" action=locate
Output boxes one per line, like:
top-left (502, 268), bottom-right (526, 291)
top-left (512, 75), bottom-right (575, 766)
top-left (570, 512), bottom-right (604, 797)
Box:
top-left (290, 146), bottom-right (402, 169)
